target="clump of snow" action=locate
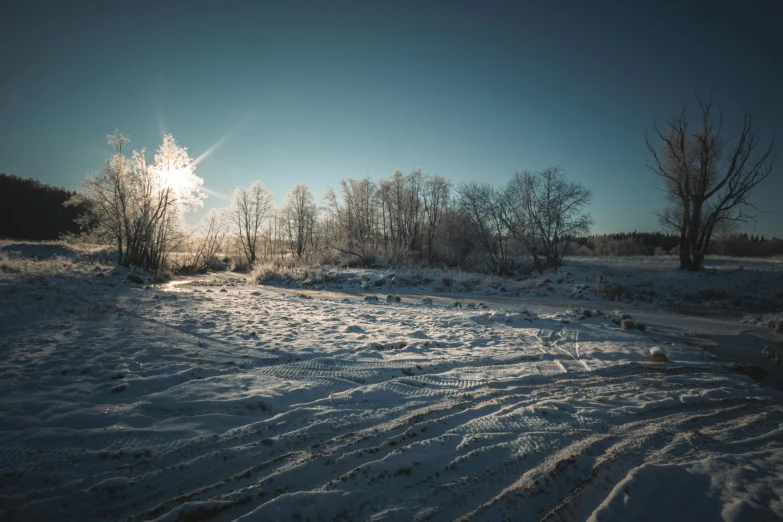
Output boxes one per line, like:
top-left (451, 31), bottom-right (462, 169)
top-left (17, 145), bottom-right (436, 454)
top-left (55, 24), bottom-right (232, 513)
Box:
top-left (649, 346), bottom-right (668, 362)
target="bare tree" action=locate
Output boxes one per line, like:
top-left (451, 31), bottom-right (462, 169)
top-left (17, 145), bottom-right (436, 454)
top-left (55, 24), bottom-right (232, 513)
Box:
top-left (282, 184), bottom-right (317, 259)
top-left (456, 182), bottom-right (513, 274)
top-left (647, 97), bottom-right (776, 270)
top-left (230, 180), bottom-right (274, 265)
top-left (176, 208), bottom-right (228, 273)
top-left (323, 177), bottom-right (380, 264)
top-left (422, 174), bottom-right (451, 262)
top-left (68, 130), bottom-right (132, 263)
top-left (504, 167), bottom-right (593, 271)
top-left (378, 170), bottom-right (425, 257)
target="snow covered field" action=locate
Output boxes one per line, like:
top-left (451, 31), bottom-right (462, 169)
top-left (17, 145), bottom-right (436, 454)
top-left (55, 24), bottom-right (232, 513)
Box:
top-left (1, 247), bottom-right (783, 521)
top-left (254, 255), bottom-right (783, 311)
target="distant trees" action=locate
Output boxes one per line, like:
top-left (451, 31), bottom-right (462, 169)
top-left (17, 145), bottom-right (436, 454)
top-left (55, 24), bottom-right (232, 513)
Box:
top-left (717, 234), bottom-right (783, 257)
top-left (69, 130), bottom-right (205, 270)
top-left (320, 171), bottom-right (461, 266)
top-left (0, 174), bottom-right (86, 240)
top-left (576, 232), bottom-right (680, 256)
top-left (312, 167), bottom-right (595, 273)
top-left (229, 180), bottom-right (274, 265)
top-left (647, 97), bottom-right (776, 271)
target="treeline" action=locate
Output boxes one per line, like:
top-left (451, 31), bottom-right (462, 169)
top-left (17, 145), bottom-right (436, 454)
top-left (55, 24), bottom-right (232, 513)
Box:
top-left (713, 234), bottom-right (783, 257)
top-left (570, 232), bottom-right (681, 256)
top-left (0, 174), bottom-right (86, 240)
top-left (567, 232), bottom-right (783, 257)
top-left (10, 129), bottom-right (780, 274)
top-left (221, 166), bottom-right (594, 275)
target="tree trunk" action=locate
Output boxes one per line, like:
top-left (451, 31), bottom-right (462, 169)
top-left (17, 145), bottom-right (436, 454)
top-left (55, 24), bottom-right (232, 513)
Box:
top-left (688, 251), bottom-right (705, 271)
top-left (678, 233), bottom-right (690, 269)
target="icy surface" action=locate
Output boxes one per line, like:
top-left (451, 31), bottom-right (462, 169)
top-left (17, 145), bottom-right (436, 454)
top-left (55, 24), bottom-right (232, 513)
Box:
top-left (1, 264), bottom-right (782, 521)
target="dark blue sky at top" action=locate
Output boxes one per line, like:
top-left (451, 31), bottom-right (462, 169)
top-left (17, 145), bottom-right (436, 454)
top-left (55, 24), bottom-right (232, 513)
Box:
top-left (1, 0), bottom-right (781, 235)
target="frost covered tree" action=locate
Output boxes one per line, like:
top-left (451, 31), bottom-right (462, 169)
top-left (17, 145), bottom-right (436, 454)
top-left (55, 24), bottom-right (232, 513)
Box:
top-left (322, 177), bottom-right (380, 264)
top-left (378, 170), bottom-right (424, 256)
top-left (647, 98), bottom-right (776, 270)
top-left (282, 184), bottom-right (317, 259)
top-left (153, 133), bottom-right (206, 212)
top-left (71, 130), bottom-right (133, 263)
top-left (320, 171), bottom-right (454, 265)
top-left (229, 180), bottom-right (274, 265)
top-left (70, 131), bottom-right (205, 270)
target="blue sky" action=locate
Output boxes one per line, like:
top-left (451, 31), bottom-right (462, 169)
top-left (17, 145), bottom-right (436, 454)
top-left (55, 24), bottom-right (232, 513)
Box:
top-left (1, 1), bottom-right (781, 236)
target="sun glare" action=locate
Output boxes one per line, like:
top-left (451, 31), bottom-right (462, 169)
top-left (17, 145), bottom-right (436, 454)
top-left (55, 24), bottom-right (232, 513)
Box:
top-left (160, 167), bottom-right (192, 196)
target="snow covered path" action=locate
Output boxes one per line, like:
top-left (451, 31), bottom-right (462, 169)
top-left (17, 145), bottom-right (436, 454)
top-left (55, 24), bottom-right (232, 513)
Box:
top-left (1, 272), bottom-right (782, 521)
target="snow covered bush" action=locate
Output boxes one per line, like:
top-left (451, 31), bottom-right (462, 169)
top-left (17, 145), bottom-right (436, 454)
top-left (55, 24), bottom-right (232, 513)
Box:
top-left (620, 319), bottom-right (636, 330)
top-left (596, 275), bottom-right (629, 301)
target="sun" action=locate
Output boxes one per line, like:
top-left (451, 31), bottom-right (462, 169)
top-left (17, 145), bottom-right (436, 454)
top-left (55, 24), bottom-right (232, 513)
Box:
top-left (160, 167), bottom-right (193, 196)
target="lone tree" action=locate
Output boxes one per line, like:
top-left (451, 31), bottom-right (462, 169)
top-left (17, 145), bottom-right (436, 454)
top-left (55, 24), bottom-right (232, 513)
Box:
top-left (647, 98), bottom-right (776, 271)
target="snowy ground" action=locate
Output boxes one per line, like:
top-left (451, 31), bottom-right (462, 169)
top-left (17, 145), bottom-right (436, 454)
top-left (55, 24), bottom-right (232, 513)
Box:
top-left (1, 246), bottom-right (783, 521)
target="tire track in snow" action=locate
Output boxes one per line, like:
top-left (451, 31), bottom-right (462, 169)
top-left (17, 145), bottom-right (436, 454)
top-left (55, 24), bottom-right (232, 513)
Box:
top-left (2, 277), bottom-right (783, 521)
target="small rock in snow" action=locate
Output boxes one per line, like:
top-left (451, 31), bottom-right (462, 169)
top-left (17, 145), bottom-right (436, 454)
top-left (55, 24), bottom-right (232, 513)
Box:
top-left (386, 295), bottom-right (401, 303)
top-left (364, 295), bottom-right (379, 303)
top-left (649, 346), bottom-right (668, 362)
top-left (421, 298), bottom-right (433, 305)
